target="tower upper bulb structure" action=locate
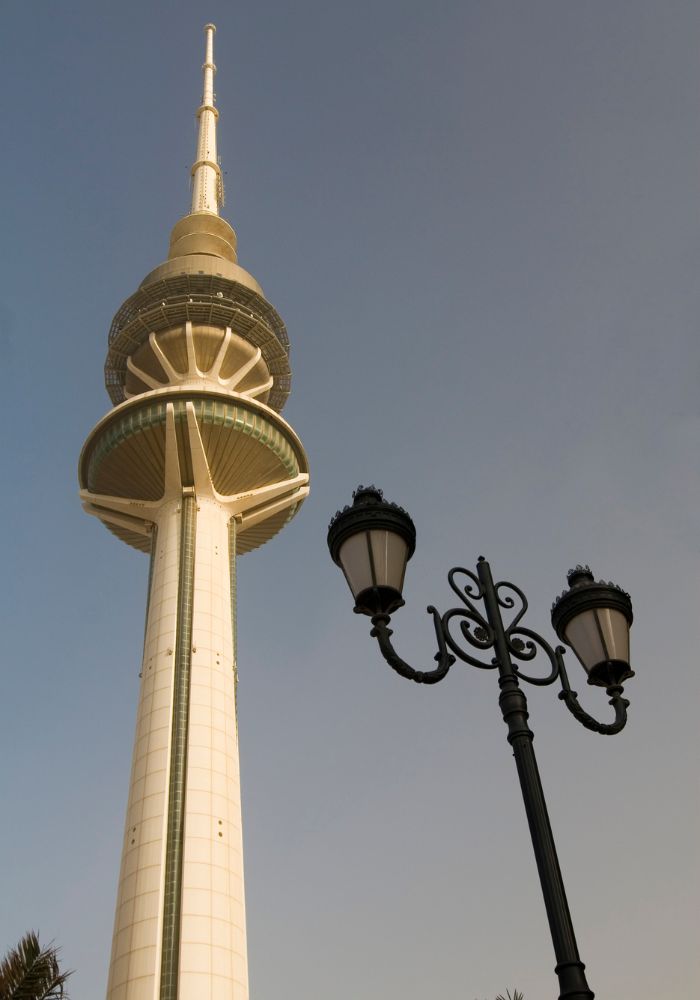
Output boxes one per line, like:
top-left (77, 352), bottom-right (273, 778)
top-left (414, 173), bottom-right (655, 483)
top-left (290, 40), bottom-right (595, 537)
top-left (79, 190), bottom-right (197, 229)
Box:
top-left (79, 25), bottom-right (309, 1000)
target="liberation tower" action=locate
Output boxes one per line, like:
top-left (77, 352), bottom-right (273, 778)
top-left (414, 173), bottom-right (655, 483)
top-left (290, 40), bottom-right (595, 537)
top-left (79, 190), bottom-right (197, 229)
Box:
top-left (79, 25), bottom-right (309, 1000)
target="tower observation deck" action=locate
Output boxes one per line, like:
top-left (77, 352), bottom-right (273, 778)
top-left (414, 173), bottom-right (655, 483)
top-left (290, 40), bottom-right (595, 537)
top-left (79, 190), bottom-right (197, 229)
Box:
top-left (79, 25), bottom-right (309, 1000)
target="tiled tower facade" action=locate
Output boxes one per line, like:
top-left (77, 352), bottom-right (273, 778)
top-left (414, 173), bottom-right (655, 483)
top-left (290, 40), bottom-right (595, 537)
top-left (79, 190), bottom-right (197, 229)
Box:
top-left (79, 25), bottom-right (309, 1000)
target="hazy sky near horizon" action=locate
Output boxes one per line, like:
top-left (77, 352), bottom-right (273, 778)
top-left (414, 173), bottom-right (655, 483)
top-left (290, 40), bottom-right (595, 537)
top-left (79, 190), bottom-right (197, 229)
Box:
top-left (0, 2), bottom-right (698, 997)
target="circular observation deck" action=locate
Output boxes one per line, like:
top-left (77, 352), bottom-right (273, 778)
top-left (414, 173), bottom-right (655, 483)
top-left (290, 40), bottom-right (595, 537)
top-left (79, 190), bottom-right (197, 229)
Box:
top-left (80, 389), bottom-right (308, 554)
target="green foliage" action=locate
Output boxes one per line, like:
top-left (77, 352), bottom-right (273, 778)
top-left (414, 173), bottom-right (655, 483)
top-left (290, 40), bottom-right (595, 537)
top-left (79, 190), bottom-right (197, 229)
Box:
top-left (0, 932), bottom-right (72, 1000)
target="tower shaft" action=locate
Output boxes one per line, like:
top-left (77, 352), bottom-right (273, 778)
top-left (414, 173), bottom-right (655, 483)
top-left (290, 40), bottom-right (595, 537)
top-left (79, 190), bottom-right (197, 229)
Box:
top-left (107, 498), bottom-right (247, 1000)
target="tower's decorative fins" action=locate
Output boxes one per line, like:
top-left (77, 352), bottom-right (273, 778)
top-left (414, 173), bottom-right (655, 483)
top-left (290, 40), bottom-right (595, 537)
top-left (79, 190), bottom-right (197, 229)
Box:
top-left (191, 23), bottom-right (223, 214)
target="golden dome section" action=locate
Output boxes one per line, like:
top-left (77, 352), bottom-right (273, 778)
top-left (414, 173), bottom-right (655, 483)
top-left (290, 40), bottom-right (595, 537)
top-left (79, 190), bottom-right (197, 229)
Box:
top-left (217, 336), bottom-right (262, 382)
top-left (166, 213), bottom-right (238, 265)
top-left (124, 325), bottom-right (272, 405)
top-left (105, 273), bottom-right (292, 412)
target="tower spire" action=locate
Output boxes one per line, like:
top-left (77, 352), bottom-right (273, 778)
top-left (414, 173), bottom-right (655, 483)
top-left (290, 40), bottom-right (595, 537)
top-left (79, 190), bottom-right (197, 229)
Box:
top-left (191, 23), bottom-right (223, 214)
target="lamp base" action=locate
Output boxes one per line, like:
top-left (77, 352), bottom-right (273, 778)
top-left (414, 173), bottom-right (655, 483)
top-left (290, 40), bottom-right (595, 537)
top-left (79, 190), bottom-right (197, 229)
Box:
top-left (587, 659), bottom-right (635, 688)
top-left (353, 586), bottom-right (405, 617)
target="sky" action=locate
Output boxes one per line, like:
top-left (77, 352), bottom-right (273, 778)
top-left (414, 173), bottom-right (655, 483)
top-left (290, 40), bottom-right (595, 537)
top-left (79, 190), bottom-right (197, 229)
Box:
top-left (0, 1), bottom-right (698, 998)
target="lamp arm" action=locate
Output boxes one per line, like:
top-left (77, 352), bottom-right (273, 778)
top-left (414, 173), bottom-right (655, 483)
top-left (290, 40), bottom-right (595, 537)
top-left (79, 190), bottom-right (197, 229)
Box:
top-left (556, 649), bottom-right (629, 735)
top-left (370, 607), bottom-right (455, 685)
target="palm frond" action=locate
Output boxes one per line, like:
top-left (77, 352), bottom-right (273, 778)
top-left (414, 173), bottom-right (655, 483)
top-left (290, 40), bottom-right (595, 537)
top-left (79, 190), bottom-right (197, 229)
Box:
top-left (495, 991), bottom-right (524, 1000)
top-left (0, 931), bottom-right (72, 1000)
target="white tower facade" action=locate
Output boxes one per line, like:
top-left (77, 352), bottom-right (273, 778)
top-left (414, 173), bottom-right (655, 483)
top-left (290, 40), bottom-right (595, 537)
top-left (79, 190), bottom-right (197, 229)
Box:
top-left (79, 26), bottom-right (309, 1000)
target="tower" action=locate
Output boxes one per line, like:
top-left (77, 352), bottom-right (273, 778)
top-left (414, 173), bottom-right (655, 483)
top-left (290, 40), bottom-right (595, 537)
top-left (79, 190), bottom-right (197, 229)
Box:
top-left (79, 25), bottom-right (309, 1000)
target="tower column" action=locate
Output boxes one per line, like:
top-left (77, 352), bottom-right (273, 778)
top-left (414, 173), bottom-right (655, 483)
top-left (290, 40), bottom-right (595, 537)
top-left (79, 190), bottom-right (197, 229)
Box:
top-left (106, 497), bottom-right (248, 1000)
top-left (178, 499), bottom-right (247, 1000)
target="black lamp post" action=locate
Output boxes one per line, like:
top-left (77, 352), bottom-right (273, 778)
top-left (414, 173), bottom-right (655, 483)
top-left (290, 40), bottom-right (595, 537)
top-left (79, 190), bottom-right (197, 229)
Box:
top-left (327, 486), bottom-right (634, 1000)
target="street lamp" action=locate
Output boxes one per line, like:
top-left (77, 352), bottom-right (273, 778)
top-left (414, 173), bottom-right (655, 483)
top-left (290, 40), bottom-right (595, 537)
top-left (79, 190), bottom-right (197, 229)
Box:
top-left (327, 485), bottom-right (634, 1000)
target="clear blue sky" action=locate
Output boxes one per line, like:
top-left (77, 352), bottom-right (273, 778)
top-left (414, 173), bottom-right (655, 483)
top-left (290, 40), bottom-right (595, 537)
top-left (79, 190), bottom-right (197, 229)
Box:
top-left (1, 2), bottom-right (698, 998)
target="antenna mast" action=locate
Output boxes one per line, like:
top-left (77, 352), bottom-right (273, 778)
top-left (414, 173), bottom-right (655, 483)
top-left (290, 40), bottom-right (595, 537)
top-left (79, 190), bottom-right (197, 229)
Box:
top-left (191, 23), bottom-right (224, 213)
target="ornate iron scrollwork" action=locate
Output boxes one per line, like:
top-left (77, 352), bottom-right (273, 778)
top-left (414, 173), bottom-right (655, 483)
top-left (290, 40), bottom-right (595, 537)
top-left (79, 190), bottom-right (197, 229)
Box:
top-left (367, 558), bottom-right (631, 734)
